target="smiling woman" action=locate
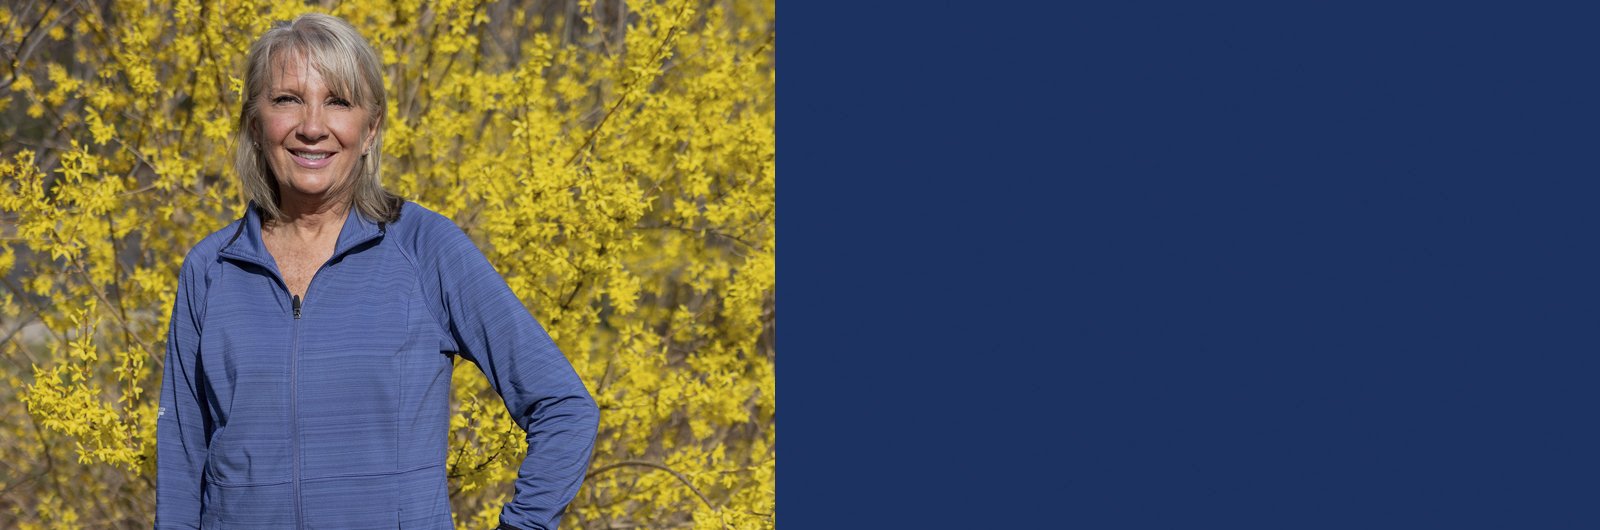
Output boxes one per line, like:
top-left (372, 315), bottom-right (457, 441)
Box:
top-left (235, 13), bottom-right (395, 226)
top-left (154, 13), bottom-right (600, 530)
top-left (257, 53), bottom-right (376, 207)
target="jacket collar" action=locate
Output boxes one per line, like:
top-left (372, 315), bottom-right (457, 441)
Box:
top-left (219, 201), bottom-right (386, 270)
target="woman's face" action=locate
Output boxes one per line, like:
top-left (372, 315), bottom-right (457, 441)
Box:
top-left (257, 52), bottom-right (376, 206)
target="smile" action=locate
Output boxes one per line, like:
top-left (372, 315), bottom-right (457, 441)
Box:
top-left (289, 149), bottom-right (336, 169)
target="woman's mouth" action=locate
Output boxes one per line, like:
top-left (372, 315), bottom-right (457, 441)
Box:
top-left (290, 150), bottom-right (335, 168)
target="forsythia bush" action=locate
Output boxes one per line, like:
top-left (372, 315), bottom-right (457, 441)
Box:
top-left (0, 0), bottom-right (774, 528)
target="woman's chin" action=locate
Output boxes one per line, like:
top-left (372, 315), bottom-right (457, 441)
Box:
top-left (278, 183), bottom-right (348, 206)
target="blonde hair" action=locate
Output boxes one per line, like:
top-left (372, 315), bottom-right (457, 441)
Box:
top-left (234, 13), bottom-right (401, 223)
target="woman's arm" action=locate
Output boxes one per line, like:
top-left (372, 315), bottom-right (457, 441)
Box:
top-left (423, 217), bottom-right (600, 530)
top-left (155, 254), bottom-right (213, 530)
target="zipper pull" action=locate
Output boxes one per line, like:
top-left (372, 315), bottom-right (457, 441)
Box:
top-left (292, 294), bottom-right (302, 319)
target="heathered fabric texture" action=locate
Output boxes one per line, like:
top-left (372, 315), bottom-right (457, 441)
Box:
top-left (156, 202), bottom-right (599, 529)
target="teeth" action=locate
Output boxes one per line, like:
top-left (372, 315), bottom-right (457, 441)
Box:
top-left (295, 151), bottom-right (329, 160)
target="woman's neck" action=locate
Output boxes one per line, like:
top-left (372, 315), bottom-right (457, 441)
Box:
top-left (267, 199), bottom-right (348, 244)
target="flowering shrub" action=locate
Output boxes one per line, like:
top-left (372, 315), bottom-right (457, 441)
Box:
top-left (0, 0), bottom-right (774, 528)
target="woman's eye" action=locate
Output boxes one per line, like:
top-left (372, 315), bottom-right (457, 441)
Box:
top-left (329, 98), bottom-right (351, 108)
top-left (272, 95), bottom-right (298, 105)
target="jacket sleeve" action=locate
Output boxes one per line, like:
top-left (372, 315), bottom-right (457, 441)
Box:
top-left (155, 253), bottom-right (212, 529)
top-left (421, 217), bottom-right (600, 530)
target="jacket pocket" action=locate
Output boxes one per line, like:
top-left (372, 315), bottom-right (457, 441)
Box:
top-left (299, 471), bottom-right (402, 529)
top-left (200, 479), bottom-right (295, 529)
top-left (204, 420), bottom-right (294, 491)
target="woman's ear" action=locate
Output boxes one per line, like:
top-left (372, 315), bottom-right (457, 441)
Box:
top-left (364, 115), bottom-right (382, 153)
top-left (246, 119), bottom-right (262, 151)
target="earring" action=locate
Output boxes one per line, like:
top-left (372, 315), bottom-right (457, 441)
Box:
top-left (252, 141), bottom-right (260, 150)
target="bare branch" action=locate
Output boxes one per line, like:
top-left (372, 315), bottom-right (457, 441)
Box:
top-left (586, 460), bottom-right (722, 518)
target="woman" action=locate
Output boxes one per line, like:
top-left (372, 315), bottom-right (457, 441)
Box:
top-left (155, 14), bottom-right (598, 530)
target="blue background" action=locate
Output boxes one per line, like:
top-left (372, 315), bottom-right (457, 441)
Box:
top-left (784, 2), bottom-right (1600, 527)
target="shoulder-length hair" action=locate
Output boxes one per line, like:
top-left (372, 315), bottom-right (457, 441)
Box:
top-left (234, 13), bottom-right (401, 223)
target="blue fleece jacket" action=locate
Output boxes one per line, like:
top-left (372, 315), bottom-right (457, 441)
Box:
top-left (155, 201), bottom-right (599, 529)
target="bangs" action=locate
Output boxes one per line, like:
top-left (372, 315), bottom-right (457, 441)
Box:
top-left (258, 35), bottom-right (372, 107)
top-left (246, 14), bottom-right (383, 114)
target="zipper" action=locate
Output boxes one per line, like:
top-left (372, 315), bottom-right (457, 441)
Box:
top-left (213, 211), bottom-right (387, 528)
top-left (290, 292), bottom-right (303, 529)
top-left (283, 257), bottom-right (374, 529)
top-left (289, 262), bottom-right (335, 528)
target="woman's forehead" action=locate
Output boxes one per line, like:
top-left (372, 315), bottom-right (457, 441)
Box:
top-left (267, 53), bottom-right (317, 85)
top-left (263, 48), bottom-right (354, 95)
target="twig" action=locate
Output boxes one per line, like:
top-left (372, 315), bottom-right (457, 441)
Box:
top-left (636, 222), bottom-right (755, 249)
top-left (104, 212), bottom-right (133, 355)
top-left (0, 275), bottom-right (66, 345)
top-left (586, 460), bottom-right (720, 517)
top-left (749, 31), bottom-right (773, 60)
top-left (0, 0), bottom-right (40, 50)
top-left (3, 322), bottom-right (43, 369)
top-left (564, 0), bottom-right (692, 167)
top-left (62, 248), bottom-right (153, 358)
top-left (1, 0), bottom-right (80, 92)
top-left (0, 470), bottom-right (46, 501)
top-left (560, 278), bottom-right (585, 310)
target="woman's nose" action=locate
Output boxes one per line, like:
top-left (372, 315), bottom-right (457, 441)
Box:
top-left (296, 106), bottom-right (329, 142)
